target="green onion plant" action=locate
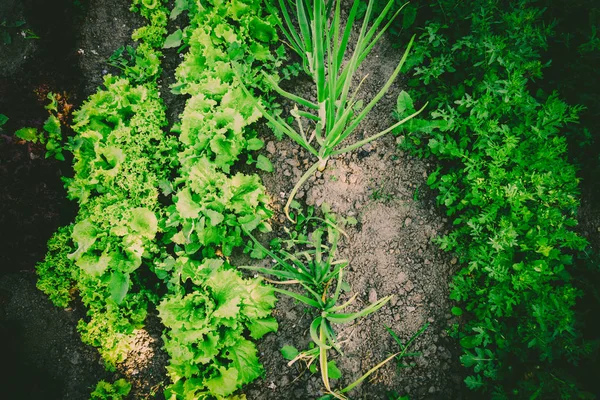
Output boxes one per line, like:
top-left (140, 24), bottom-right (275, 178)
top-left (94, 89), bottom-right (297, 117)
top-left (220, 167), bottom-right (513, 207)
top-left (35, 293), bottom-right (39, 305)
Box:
top-left (240, 0), bottom-right (426, 220)
top-left (243, 214), bottom-right (395, 398)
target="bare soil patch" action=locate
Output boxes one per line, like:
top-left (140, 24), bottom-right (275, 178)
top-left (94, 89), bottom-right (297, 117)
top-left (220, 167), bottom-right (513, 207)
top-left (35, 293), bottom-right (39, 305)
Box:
top-left (244, 29), bottom-right (467, 399)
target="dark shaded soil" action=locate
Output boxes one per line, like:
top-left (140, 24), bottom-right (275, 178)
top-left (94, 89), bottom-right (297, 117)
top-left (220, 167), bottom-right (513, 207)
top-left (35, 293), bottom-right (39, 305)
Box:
top-left (0, 1), bottom-right (89, 395)
top-left (0, 0), bottom-right (82, 275)
top-left (0, 0), bottom-right (163, 398)
top-left (0, 273), bottom-right (108, 399)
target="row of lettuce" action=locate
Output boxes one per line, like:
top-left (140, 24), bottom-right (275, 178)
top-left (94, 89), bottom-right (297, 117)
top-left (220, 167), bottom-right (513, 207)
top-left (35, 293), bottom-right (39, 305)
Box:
top-left (35, 0), bottom-right (287, 398)
top-left (392, 0), bottom-right (597, 398)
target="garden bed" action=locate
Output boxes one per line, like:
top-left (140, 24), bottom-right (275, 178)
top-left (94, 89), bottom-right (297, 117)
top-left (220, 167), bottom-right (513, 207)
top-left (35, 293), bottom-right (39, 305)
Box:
top-left (1, 0), bottom-right (598, 399)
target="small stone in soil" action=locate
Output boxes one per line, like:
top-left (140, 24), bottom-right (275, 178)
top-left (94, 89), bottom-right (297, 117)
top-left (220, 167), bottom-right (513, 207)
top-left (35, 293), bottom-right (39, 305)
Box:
top-left (397, 271), bottom-right (408, 284)
top-left (368, 288), bottom-right (377, 303)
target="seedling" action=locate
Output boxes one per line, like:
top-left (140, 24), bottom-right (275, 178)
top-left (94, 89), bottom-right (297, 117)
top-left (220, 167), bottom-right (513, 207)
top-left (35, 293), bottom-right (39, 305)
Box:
top-left (385, 322), bottom-right (429, 368)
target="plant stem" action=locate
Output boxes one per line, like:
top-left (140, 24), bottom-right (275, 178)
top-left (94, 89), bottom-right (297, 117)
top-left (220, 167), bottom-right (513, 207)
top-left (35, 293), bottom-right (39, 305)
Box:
top-left (284, 160), bottom-right (323, 221)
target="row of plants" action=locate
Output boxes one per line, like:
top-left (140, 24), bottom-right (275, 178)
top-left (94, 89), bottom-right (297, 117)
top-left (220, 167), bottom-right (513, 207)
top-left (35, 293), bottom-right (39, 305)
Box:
top-left (31, 0), bottom-right (356, 398)
top-left (392, 0), bottom-right (597, 398)
top-left (233, 0), bottom-right (432, 397)
top-left (32, 0), bottom-right (289, 397)
top-left (153, 0), bottom-right (288, 397)
top-left (36, 0), bottom-right (176, 370)
top-left (156, 0), bottom-right (425, 397)
top-left (246, 0), bottom-right (423, 219)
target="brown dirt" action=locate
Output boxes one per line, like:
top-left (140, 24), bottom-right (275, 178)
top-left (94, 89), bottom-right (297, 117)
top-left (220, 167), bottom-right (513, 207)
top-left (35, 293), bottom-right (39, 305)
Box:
top-left (244, 20), bottom-right (466, 399)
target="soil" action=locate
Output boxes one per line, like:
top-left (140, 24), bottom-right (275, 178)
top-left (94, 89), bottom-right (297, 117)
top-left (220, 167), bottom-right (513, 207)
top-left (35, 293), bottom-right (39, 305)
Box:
top-left (244, 133), bottom-right (467, 399)
top-left (0, 1), bottom-right (597, 400)
top-left (243, 28), bottom-right (465, 398)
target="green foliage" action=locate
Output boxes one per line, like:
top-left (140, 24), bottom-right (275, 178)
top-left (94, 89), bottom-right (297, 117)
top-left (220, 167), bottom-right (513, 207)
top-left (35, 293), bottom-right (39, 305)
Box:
top-left (14, 92), bottom-right (68, 160)
top-left (281, 344), bottom-right (300, 360)
top-left (67, 76), bottom-right (175, 204)
top-left (152, 0), bottom-right (286, 396)
top-left (0, 18), bottom-right (33, 45)
top-left (160, 158), bottom-right (272, 263)
top-left (394, 1), bottom-right (595, 397)
top-left (36, 226), bottom-right (78, 308)
top-left (15, 127), bottom-right (40, 142)
top-left (31, 0), bottom-right (363, 398)
top-left (90, 378), bottom-right (132, 400)
top-left (36, 0), bottom-right (176, 371)
top-left (170, 0), bottom-right (286, 173)
top-left (158, 260), bottom-right (277, 399)
top-left (385, 391), bottom-right (409, 400)
top-left (61, 74), bottom-right (174, 368)
top-left (385, 322), bottom-right (428, 369)
top-left (109, 0), bottom-right (168, 83)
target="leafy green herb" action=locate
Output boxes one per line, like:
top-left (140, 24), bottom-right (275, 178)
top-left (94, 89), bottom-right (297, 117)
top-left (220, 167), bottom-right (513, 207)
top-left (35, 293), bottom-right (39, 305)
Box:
top-left (91, 378), bottom-right (131, 400)
top-left (158, 261), bottom-right (277, 398)
top-left (395, 1), bottom-right (593, 397)
top-left (15, 127), bottom-right (39, 142)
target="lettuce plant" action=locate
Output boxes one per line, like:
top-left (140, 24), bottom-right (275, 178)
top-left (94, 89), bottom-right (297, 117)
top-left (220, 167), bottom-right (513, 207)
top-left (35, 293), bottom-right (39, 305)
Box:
top-left (35, 0), bottom-right (176, 370)
top-left (241, 0), bottom-right (425, 219)
top-left (158, 259), bottom-right (277, 399)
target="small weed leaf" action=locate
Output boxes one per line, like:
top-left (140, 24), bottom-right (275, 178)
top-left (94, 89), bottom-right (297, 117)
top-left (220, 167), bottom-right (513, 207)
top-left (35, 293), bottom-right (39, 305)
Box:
top-left (163, 28), bottom-right (182, 48)
top-left (281, 345), bottom-right (300, 361)
top-left (256, 154), bottom-right (274, 172)
top-left (327, 360), bottom-right (342, 379)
